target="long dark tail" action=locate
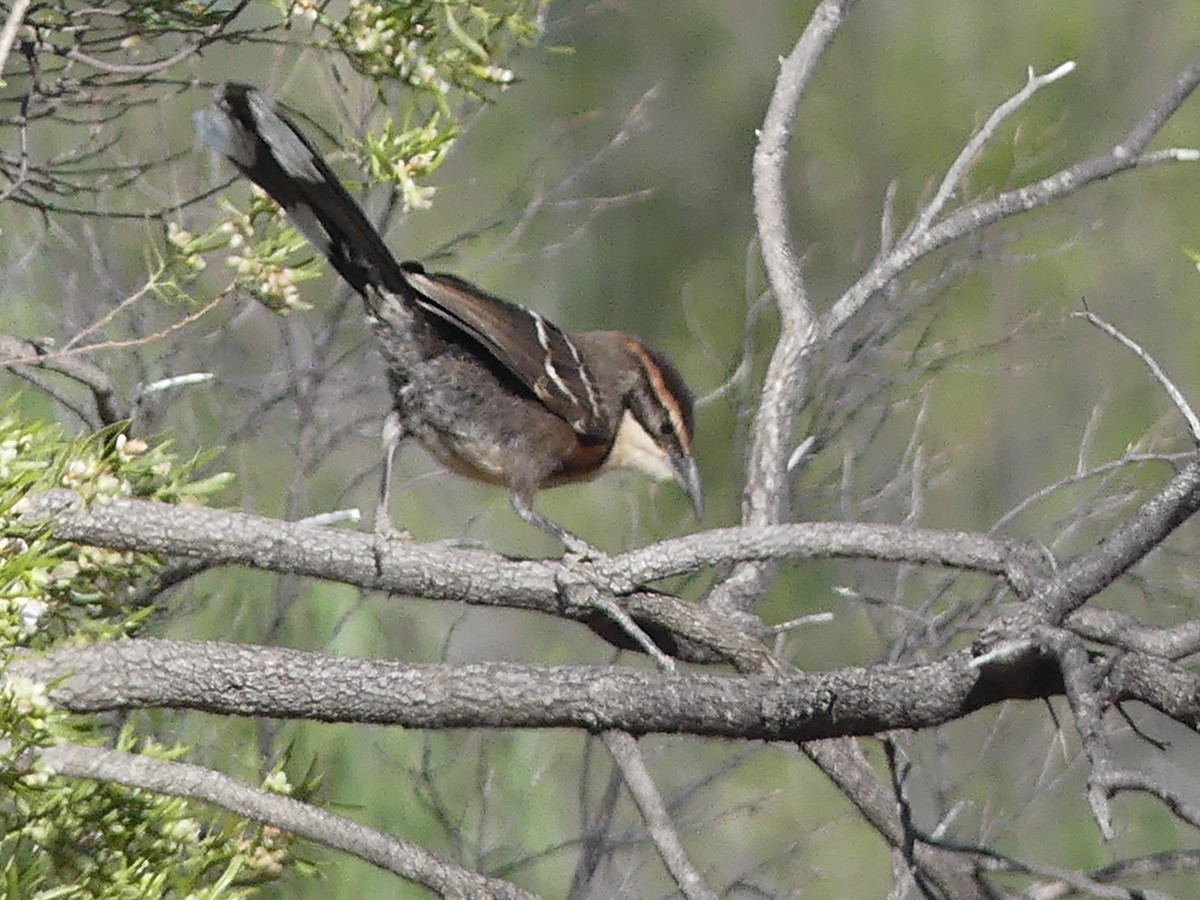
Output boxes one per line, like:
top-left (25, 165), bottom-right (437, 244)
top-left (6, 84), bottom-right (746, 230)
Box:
top-left (194, 83), bottom-right (407, 300)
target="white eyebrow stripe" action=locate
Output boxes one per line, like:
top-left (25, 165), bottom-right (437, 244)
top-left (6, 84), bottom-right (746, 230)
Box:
top-left (624, 338), bottom-right (690, 454)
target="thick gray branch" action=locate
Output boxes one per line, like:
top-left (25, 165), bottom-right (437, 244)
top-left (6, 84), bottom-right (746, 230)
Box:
top-left (11, 489), bottom-right (768, 667)
top-left (11, 490), bottom-right (1041, 663)
top-left (6, 637), bottom-right (1069, 740)
top-left (21, 638), bottom-right (1195, 741)
top-left (727, 0), bottom-right (860, 614)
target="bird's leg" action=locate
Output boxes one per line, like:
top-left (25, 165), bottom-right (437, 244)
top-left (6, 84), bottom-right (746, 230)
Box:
top-left (374, 410), bottom-right (412, 542)
top-left (373, 413), bottom-right (485, 552)
top-left (510, 490), bottom-right (603, 560)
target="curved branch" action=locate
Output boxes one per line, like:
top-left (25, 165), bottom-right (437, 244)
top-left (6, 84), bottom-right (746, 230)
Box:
top-left (612, 521), bottom-right (1044, 598)
top-left (16, 489), bottom-right (1040, 591)
top-left (824, 53), bottom-right (1200, 341)
top-left (10, 741), bottom-right (532, 899)
top-left (728, 0), bottom-right (859, 614)
top-left (10, 490), bottom-right (1045, 663)
top-left (0, 334), bottom-right (123, 427)
top-left (1108, 653), bottom-right (1200, 729)
top-left (1068, 608), bottom-right (1200, 659)
top-left (63, 42), bottom-right (202, 76)
top-left (10, 489), bottom-right (772, 668)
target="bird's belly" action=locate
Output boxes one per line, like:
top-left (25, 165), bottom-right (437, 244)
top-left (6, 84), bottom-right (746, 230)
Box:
top-left (421, 429), bottom-right (512, 486)
top-left (382, 342), bottom-right (597, 491)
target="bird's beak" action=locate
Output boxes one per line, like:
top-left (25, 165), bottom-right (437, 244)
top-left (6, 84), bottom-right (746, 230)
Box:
top-left (673, 455), bottom-right (704, 521)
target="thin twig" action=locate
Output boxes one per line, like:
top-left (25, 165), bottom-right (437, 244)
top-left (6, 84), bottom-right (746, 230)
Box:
top-left (573, 584), bottom-right (678, 673)
top-left (913, 62), bottom-right (1076, 234)
top-left (1073, 305), bottom-right (1200, 444)
top-left (823, 53), bottom-right (1200, 345)
top-left (0, 93), bottom-right (31, 202)
top-left (1, 292), bottom-right (229, 369)
top-left (64, 40), bottom-right (201, 76)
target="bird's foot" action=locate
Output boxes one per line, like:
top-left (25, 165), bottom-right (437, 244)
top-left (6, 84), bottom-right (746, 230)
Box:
top-left (372, 514), bottom-right (413, 575)
top-left (560, 531), bottom-right (605, 564)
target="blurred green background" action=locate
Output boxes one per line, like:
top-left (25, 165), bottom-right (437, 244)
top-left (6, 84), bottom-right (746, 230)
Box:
top-left (4, 0), bottom-right (1200, 896)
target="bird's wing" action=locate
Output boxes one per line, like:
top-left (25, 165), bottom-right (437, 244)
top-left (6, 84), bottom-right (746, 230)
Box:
top-left (402, 265), bottom-right (609, 439)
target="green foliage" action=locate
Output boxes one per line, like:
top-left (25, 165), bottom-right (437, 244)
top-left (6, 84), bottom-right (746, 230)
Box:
top-left (321, 0), bottom-right (546, 199)
top-left (323, 0), bottom-right (540, 101)
top-left (0, 413), bottom-right (228, 647)
top-left (168, 196), bottom-right (323, 313)
top-left (0, 411), bottom-right (290, 897)
top-left (360, 114), bottom-right (457, 212)
top-left (0, 734), bottom-right (295, 898)
top-left (118, 1), bottom-right (228, 32)
top-left (21, 1), bottom-right (226, 51)
top-left (181, 1), bottom-right (549, 316)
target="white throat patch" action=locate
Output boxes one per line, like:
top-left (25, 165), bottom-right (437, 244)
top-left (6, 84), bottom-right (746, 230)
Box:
top-left (603, 410), bottom-right (674, 481)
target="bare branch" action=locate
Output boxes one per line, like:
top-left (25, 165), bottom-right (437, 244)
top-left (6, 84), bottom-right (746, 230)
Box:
top-left (611, 521), bottom-right (1044, 597)
top-left (1026, 850), bottom-right (1200, 900)
top-left (602, 731), bottom-right (717, 900)
top-left (801, 740), bottom-right (992, 900)
top-left (13, 635), bottom-right (1152, 743)
top-left (1108, 653), bottom-right (1200, 730)
top-left (1137, 147), bottom-right (1200, 165)
top-left (979, 454), bottom-right (1200, 643)
top-left (1090, 767), bottom-right (1200, 832)
top-left (1069, 608), bottom-right (1200, 659)
top-left (1074, 306), bottom-right (1200, 444)
top-left (12, 490), bottom-right (1050, 663)
top-left (914, 61), bottom-right (1076, 234)
top-left (10, 489), bottom-right (772, 668)
top-left (1046, 628), bottom-right (1116, 838)
top-left (0, 291), bottom-right (229, 373)
top-left (559, 577), bottom-right (678, 673)
top-left (0, 0), bottom-right (31, 83)
top-left (721, 0), bottom-right (859, 613)
top-left (63, 42), bottom-right (202, 76)
top-left (0, 334), bottom-right (123, 427)
top-left (823, 53), bottom-right (1200, 343)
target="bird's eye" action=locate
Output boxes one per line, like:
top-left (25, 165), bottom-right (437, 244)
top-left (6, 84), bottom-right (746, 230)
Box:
top-left (659, 421), bottom-right (674, 436)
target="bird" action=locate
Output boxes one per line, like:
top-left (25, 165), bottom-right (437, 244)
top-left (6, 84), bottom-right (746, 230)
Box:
top-left (194, 83), bottom-right (702, 554)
